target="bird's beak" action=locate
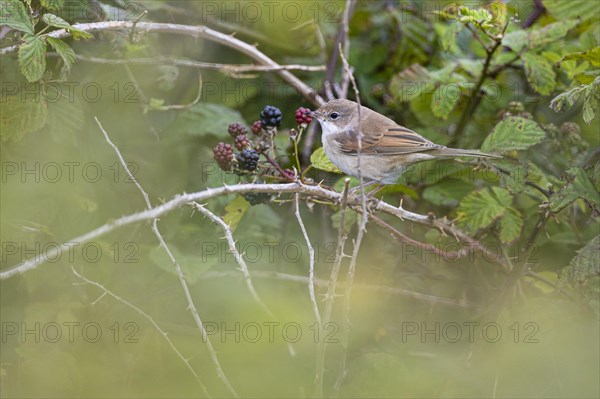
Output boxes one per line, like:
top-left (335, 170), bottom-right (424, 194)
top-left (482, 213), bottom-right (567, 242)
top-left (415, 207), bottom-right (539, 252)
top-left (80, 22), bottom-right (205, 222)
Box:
top-left (310, 110), bottom-right (320, 119)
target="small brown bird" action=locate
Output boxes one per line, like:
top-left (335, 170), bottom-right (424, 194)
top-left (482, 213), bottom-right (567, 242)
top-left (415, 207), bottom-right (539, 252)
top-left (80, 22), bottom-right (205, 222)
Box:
top-left (312, 99), bottom-right (499, 184)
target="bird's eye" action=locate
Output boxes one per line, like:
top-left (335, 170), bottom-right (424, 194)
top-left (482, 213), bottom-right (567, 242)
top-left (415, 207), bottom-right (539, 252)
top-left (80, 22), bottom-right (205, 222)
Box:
top-left (329, 112), bottom-right (340, 120)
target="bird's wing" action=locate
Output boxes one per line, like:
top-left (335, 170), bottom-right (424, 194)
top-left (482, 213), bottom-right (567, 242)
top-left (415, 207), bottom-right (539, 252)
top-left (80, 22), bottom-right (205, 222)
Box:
top-left (333, 125), bottom-right (443, 155)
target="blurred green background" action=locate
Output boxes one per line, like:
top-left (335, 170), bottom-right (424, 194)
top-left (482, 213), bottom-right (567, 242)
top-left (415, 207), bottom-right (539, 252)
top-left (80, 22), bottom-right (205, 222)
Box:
top-left (1, 0), bottom-right (599, 398)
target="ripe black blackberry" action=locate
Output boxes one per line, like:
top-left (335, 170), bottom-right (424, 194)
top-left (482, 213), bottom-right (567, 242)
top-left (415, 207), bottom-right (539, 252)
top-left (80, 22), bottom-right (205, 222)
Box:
top-left (236, 149), bottom-right (260, 171)
top-left (251, 120), bottom-right (263, 135)
top-left (213, 142), bottom-right (234, 171)
top-left (295, 107), bottom-right (312, 125)
top-left (228, 122), bottom-right (247, 138)
top-left (234, 134), bottom-right (250, 150)
top-left (260, 105), bottom-right (282, 127)
top-left (243, 192), bottom-right (273, 206)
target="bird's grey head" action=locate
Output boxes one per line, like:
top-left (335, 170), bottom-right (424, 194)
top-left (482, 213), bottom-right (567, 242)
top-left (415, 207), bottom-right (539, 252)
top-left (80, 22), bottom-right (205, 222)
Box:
top-left (312, 99), bottom-right (358, 137)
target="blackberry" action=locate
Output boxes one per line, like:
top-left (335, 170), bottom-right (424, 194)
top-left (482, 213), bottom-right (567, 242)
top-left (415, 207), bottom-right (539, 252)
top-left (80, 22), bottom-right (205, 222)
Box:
top-left (234, 134), bottom-right (250, 150)
top-left (243, 192), bottom-right (273, 206)
top-left (251, 120), bottom-right (263, 135)
top-left (213, 142), bottom-right (234, 171)
top-left (236, 149), bottom-right (260, 171)
top-left (260, 105), bottom-right (282, 127)
top-left (228, 122), bottom-right (247, 138)
top-left (560, 122), bottom-right (581, 136)
top-left (295, 107), bottom-right (312, 125)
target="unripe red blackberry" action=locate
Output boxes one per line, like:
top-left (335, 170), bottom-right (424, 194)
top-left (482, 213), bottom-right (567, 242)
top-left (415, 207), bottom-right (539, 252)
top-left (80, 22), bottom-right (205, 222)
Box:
top-left (251, 120), bottom-right (263, 135)
top-left (228, 122), bottom-right (247, 138)
top-left (295, 107), bottom-right (312, 125)
top-left (236, 149), bottom-right (260, 171)
top-left (213, 142), bottom-right (234, 171)
top-left (234, 134), bottom-right (250, 150)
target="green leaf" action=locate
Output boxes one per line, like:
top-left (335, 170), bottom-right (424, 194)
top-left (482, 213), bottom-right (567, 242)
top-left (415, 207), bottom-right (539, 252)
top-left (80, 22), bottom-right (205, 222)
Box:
top-left (0, 0), bottom-right (34, 34)
top-left (550, 85), bottom-right (587, 112)
top-left (310, 147), bottom-right (342, 174)
top-left (528, 19), bottom-right (579, 49)
top-left (544, 0), bottom-right (599, 22)
top-left (457, 188), bottom-right (507, 232)
top-left (481, 116), bottom-right (545, 153)
top-left (499, 207), bottom-right (523, 243)
top-left (439, 22), bottom-right (463, 53)
top-left (170, 102), bottom-right (245, 136)
top-left (40, 0), bottom-right (64, 11)
top-left (422, 179), bottom-right (474, 207)
top-left (222, 195), bottom-right (250, 233)
top-left (42, 12), bottom-right (70, 28)
top-left (562, 47), bottom-right (600, 67)
top-left (582, 77), bottom-right (600, 124)
top-left (18, 35), bottom-right (47, 82)
top-left (522, 53), bottom-right (556, 96)
top-left (560, 235), bottom-right (600, 286)
top-left (0, 94), bottom-right (48, 142)
top-left (549, 168), bottom-right (600, 214)
top-left (46, 37), bottom-right (75, 70)
top-left (431, 83), bottom-right (461, 119)
top-left (503, 20), bottom-right (579, 52)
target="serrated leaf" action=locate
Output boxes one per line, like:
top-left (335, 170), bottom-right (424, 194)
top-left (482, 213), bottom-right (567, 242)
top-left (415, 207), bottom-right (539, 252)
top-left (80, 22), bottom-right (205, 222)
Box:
top-left (18, 35), bottom-right (47, 82)
top-left (0, 94), bottom-right (48, 141)
top-left (47, 37), bottom-right (75, 70)
top-left (431, 83), bottom-right (461, 119)
top-left (170, 102), bottom-right (245, 136)
top-left (422, 179), bottom-right (474, 207)
top-left (522, 53), bottom-right (556, 96)
top-left (491, 186), bottom-right (512, 207)
top-left (550, 85), bottom-right (587, 112)
top-left (481, 116), bottom-right (545, 153)
top-left (499, 207), bottom-right (523, 243)
top-left (582, 77), bottom-right (600, 124)
top-left (440, 22), bottom-right (463, 53)
top-left (544, 0), bottom-right (599, 22)
top-left (310, 147), bottom-right (342, 174)
top-left (562, 47), bottom-right (600, 67)
top-left (529, 19), bottom-right (579, 49)
top-left (457, 188), bottom-right (506, 232)
top-left (0, 0), bottom-right (34, 34)
top-left (503, 20), bottom-right (579, 52)
top-left (40, 0), bottom-right (64, 11)
top-left (549, 167), bottom-right (600, 214)
top-left (560, 235), bottom-right (600, 286)
top-left (222, 195), bottom-right (250, 233)
top-left (42, 12), bottom-right (70, 28)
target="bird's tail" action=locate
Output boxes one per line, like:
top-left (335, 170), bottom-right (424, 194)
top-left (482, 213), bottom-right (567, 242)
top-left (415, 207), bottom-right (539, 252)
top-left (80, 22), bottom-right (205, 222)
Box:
top-left (432, 147), bottom-right (501, 159)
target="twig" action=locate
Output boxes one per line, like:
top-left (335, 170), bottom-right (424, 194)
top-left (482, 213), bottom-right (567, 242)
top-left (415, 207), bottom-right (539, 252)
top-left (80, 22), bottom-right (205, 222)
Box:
top-left (294, 194), bottom-right (321, 324)
top-left (70, 266), bottom-right (210, 396)
top-left (93, 117), bottom-right (239, 398)
top-left (50, 53), bottom-right (326, 74)
top-left (0, 21), bottom-right (324, 106)
top-left (315, 178), bottom-right (351, 398)
top-left (452, 20), bottom-right (509, 146)
top-left (189, 202), bottom-right (276, 320)
top-left (335, 45), bottom-right (367, 394)
top-left (199, 270), bottom-right (473, 308)
top-left (1, 182), bottom-right (503, 280)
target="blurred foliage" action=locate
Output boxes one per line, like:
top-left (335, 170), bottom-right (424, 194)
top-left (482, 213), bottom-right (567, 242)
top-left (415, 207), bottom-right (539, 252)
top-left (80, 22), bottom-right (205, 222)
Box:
top-left (1, 0), bottom-right (599, 398)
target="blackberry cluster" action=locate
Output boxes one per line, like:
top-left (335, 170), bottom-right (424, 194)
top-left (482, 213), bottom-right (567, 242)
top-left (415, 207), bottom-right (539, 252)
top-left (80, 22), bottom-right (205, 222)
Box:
top-left (213, 142), bottom-right (234, 171)
top-left (295, 107), bottom-right (312, 125)
top-left (260, 105), bottom-right (282, 127)
top-left (234, 134), bottom-right (250, 150)
top-left (251, 120), bottom-right (263, 135)
top-left (228, 122), bottom-right (247, 138)
top-left (243, 192), bottom-right (273, 206)
top-left (236, 149), bottom-right (260, 171)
